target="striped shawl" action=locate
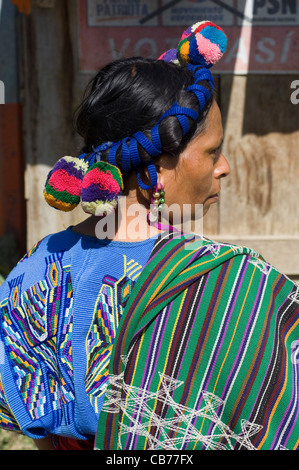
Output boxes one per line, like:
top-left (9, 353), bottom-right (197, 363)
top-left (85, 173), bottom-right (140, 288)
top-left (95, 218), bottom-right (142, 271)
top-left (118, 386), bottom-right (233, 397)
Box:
top-left (95, 233), bottom-right (299, 450)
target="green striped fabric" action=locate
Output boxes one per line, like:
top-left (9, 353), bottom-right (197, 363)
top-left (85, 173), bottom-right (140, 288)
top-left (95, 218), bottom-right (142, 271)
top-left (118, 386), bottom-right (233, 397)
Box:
top-left (96, 233), bottom-right (299, 450)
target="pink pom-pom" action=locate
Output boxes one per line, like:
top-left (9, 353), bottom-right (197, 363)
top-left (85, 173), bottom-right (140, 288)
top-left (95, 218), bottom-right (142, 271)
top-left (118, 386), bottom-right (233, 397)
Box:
top-left (159, 21), bottom-right (227, 68)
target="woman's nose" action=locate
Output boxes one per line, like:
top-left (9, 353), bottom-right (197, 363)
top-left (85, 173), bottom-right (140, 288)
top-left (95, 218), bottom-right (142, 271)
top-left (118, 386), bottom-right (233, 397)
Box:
top-left (216, 153), bottom-right (231, 178)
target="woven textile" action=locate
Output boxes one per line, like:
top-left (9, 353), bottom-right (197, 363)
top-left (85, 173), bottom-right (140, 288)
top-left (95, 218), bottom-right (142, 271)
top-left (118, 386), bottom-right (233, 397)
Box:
top-left (0, 228), bottom-right (156, 440)
top-left (96, 233), bottom-right (299, 450)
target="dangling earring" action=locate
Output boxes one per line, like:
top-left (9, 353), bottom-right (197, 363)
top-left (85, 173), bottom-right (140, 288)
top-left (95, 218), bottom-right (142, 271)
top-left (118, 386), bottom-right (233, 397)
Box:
top-left (147, 183), bottom-right (181, 234)
top-left (147, 182), bottom-right (165, 224)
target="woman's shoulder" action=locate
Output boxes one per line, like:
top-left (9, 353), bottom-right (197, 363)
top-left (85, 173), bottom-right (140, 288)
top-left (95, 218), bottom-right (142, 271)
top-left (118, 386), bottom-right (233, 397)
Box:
top-left (0, 227), bottom-right (80, 300)
top-left (14, 228), bottom-right (78, 268)
top-left (151, 232), bottom-right (298, 294)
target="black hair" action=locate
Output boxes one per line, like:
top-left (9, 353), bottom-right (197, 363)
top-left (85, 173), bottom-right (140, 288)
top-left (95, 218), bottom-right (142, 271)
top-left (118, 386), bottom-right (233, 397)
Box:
top-left (74, 57), bottom-right (214, 174)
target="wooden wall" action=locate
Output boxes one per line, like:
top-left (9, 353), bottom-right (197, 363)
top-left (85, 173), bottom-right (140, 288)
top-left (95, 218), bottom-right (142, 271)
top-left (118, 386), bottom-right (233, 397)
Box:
top-left (19, 0), bottom-right (84, 244)
top-left (0, 0), bottom-right (26, 268)
top-left (205, 74), bottom-right (299, 278)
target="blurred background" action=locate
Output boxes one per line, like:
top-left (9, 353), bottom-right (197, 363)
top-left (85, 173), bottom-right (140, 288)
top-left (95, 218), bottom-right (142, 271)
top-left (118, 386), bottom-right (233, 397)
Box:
top-left (0, 0), bottom-right (298, 450)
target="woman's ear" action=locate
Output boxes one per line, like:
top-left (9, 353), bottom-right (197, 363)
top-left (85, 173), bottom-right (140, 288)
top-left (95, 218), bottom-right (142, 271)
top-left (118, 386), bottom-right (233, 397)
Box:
top-left (154, 159), bottom-right (162, 174)
top-left (154, 154), bottom-right (179, 173)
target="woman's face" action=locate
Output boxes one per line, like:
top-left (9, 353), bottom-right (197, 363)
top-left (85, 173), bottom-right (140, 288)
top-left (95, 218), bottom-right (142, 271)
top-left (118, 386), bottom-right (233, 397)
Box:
top-left (157, 100), bottom-right (230, 222)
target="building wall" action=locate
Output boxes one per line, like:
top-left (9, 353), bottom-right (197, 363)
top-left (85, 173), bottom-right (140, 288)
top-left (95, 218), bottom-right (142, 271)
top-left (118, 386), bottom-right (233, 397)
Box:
top-left (0, 0), bottom-right (26, 274)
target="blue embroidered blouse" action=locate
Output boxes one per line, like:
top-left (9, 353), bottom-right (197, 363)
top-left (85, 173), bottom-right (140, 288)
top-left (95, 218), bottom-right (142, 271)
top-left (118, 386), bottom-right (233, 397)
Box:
top-left (0, 227), bottom-right (156, 440)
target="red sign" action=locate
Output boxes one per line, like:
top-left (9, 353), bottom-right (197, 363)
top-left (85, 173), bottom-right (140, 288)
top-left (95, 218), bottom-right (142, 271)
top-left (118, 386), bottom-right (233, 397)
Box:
top-left (78, 0), bottom-right (299, 74)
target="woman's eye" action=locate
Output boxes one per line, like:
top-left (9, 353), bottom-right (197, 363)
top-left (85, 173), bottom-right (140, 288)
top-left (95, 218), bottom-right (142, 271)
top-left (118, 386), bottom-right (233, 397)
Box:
top-left (212, 148), bottom-right (221, 163)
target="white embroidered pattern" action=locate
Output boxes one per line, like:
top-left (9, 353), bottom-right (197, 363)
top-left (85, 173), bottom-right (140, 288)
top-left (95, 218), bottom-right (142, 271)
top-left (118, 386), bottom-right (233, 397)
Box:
top-left (288, 287), bottom-right (299, 304)
top-left (103, 371), bottom-right (263, 450)
top-left (248, 256), bottom-right (272, 275)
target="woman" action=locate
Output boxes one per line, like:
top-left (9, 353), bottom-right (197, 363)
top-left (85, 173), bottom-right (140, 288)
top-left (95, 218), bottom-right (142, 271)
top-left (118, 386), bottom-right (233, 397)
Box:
top-left (0, 22), bottom-right (298, 451)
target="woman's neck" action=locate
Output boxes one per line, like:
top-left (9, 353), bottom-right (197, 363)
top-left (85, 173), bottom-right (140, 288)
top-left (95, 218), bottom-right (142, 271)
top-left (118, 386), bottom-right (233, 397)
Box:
top-left (72, 195), bottom-right (162, 242)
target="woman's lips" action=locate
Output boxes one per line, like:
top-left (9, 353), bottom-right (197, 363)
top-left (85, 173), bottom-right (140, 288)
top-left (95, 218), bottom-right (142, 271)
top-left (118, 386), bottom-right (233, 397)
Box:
top-left (208, 193), bottom-right (219, 201)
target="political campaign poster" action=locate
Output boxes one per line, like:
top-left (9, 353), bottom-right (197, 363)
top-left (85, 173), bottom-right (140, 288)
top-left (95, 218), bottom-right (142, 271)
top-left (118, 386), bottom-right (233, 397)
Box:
top-left (79, 0), bottom-right (299, 74)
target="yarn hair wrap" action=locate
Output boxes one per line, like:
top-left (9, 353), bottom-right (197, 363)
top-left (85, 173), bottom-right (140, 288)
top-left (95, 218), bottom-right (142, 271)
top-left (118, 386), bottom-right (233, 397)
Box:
top-left (44, 21), bottom-right (227, 217)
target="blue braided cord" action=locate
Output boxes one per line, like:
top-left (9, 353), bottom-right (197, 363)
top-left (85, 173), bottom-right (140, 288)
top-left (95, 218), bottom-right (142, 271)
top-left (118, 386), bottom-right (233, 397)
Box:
top-left (187, 84), bottom-right (211, 110)
top-left (78, 153), bottom-right (87, 160)
top-left (95, 141), bottom-right (114, 153)
top-left (159, 104), bottom-right (198, 122)
top-left (192, 91), bottom-right (207, 112)
top-left (85, 154), bottom-right (96, 166)
top-left (129, 136), bottom-right (157, 190)
top-left (195, 77), bottom-right (214, 94)
top-left (93, 142), bottom-right (113, 162)
top-left (151, 125), bottom-right (162, 153)
top-left (84, 142), bottom-right (114, 165)
top-left (189, 84), bottom-right (211, 102)
top-left (129, 138), bottom-right (142, 169)
top-left (194, 70), bottom-right (213, 83)
top-left (121, 138), bottom-right (132, 172)
top-left (108, 141), bottom-right (121, 166)
top-left (134, 131), bottom-right (162, 157)
top-left (176, 114), bottom-right (190, 135)
top-left (136, 161), bottom-right (157, 190)
top-left (190, 65), bottom-right (214, 90)
top-left (191, 83), bottom-right (211, 99)
top-left (195, 77), bottom-right (214, 93)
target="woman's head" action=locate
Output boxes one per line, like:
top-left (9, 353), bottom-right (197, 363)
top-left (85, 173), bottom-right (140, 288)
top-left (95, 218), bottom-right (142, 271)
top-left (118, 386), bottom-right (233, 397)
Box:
top-left (156, 99), bottom-right (230, 220)
top-left (44, 21), bottom-right (229, 221)
top-left (74, 57), bottom-right (214, 178)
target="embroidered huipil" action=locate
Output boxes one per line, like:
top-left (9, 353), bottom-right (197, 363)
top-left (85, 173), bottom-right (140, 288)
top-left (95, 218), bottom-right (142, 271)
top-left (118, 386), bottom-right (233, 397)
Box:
top-left (0, 227), bottom-right (156, 440)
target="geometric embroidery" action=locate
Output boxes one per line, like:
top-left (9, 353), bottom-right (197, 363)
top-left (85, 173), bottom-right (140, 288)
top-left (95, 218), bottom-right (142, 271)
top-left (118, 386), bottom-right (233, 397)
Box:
top-left (18, 239), bottom-right (44, 264)
top-left (248, 256), bottom-right (272, 275)
top-left (206, 244), bottom-right (222, 258)
top-left (103, 370), bottom-right (263, 450)
top-left (288, 287), bottom-right (299, 304)
top-left (0, 253), bottom-right (75, 422)
top-left (0, 375), bottom-right (20, 432)
top-left (60, 280), bottom-right (74, 380)
top-left (85, 255), bottom-right (142, 413)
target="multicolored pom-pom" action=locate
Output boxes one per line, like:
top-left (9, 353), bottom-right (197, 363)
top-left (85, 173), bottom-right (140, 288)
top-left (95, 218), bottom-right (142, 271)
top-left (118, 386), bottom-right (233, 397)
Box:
top-left (81, 161), bottom-right (124, 216)
top-left (177, 21), bottom-right (227, 68)
top-left (159, 21), bottom-right (227, 69)
top-left (158, 48), bottom-right (178, 64)
top-left (44, 156), bottom-right (89, 212)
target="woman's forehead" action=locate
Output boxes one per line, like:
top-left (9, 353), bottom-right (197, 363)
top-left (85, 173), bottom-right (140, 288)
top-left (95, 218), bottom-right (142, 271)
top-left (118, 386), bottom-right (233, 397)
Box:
top-left (191, 103), bottom-right (223, 146)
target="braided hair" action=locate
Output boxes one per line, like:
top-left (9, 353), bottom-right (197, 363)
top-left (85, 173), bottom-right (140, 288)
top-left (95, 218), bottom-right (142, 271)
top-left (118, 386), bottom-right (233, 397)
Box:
top-left (74, 57), bottom-right (213, 175)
